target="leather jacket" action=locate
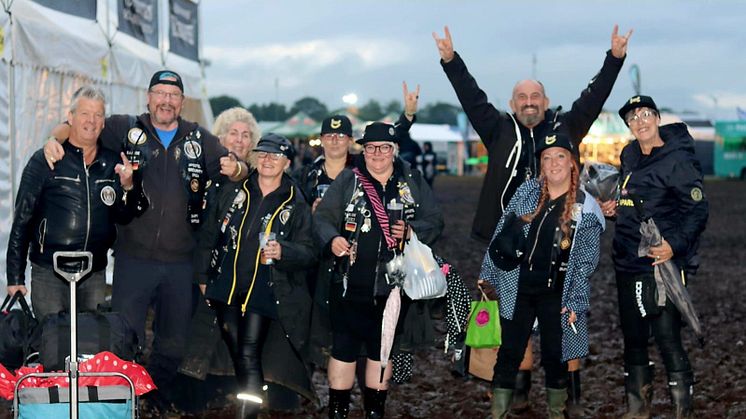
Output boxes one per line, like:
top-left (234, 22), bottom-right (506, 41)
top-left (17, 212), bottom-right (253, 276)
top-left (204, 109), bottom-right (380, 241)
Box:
top-left (6, 140), bottom-right (148, 285)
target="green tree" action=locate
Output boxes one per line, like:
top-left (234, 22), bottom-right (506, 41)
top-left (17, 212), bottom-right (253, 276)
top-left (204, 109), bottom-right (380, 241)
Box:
top-left (419, 102), bottom-right (461, 125)
top-left (358, 99), bottom-right (384, 121)
top-left (289, 97), bottom-right (328, 121)
top-left (209, 95), bottom-right (243, 117)
top-left (384, 100), bottom-right (402, 115)
top-left (248, 103), bottom-right (288, 121)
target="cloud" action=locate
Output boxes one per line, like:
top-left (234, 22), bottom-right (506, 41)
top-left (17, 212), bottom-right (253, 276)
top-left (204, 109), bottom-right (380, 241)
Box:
top-left (693, 93), bottom-right (746, 109)
top-left (204, 37), bottom-right (408, 71)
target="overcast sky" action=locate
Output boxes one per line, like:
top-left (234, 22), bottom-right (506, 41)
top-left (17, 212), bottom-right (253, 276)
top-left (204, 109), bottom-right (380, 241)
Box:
top-left (201, 0), bottom-right (745, 120)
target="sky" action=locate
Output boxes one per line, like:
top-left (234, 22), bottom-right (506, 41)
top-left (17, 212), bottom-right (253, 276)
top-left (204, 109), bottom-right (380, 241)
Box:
top-left (200, 0), bottom-right (746, 120)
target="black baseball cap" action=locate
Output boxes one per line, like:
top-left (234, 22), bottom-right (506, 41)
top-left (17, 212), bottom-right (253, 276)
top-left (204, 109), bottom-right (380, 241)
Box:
top-left (254, 133), bottom-right (295, 160)
top-left (320, 115), bottom-right (353, 137)
top-left (535, 131), bottom-right (574, 157)
top-left (618, 95), bottom-right (659, 124)
top-left (357, 122), bottom-right (398, 144)
top-left (149, 70), bottom-right (184, 92)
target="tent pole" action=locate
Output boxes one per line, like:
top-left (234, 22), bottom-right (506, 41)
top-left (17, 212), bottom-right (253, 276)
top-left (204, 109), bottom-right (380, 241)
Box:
top-left (7, 2), bottom-right (17, 207)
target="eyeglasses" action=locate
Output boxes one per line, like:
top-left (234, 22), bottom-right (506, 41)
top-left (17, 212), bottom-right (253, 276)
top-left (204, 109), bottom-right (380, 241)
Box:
top-left (256, 151), bottom-right (285, 161)
top-left (149, 90), bottom-right (184, 101)
top-left (363, 144), bottom-right (394, 154)
top-left (625, 109), bottom-right (657, 125)
top-left (321, 133), bottom-right (350, 143)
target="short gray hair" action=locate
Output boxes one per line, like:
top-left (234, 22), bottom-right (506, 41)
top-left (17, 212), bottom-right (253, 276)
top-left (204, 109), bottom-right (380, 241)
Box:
top-left (213, 107), bottom-right (261, 145)
top-left (70, 86), bottom-right (106, 114)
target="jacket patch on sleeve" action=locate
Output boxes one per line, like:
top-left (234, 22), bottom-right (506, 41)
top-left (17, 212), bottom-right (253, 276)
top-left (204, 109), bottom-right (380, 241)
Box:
top-left (690, 187), bottom-right (703, 202)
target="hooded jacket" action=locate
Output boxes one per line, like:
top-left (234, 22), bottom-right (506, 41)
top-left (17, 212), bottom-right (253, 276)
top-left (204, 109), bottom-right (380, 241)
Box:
top-left (441, 50), bottom-right (624, 243)
top-left (7, 141), bottom-right (147, 284)
top-left (613, 123), bottom-right (709, 274)
top-left (97, 113), bottom-right (228, 263)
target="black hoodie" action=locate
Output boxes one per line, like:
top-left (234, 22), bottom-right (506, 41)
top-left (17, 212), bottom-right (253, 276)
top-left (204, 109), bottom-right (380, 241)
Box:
top-left (612, 123), bottom-right (709, 274)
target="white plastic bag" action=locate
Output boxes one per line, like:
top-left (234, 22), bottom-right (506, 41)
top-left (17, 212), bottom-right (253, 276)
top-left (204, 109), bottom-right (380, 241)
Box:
top-left (402, 232), bottom-right (447, 300)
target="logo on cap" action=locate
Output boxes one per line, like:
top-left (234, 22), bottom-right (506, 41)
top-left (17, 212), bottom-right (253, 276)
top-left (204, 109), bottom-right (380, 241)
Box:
top-left (388, 127), bottom-right (395, 136)
top-left (330, 119), bottom-right (342, 129)
top-left (629, 96), bottom-right (641, 104)
top-left (545, 135), bottom-right (557, 145)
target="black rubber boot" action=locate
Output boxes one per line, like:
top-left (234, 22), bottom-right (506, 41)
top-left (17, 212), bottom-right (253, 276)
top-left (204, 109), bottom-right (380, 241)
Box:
top-left (491, 388), bottom-right (513, 419)
top-left (566, 370), bottom-right (582, 417)
top-left (622, 363), bottom-right (654, 419)
top-left (511, 370), bottom-right (531, 412)
top-left (328, 388), bottom-right (351, 419)
top-left (668, 370), bottom-right (694, 419)
top-left (363, 387), bottom-right (388, 419)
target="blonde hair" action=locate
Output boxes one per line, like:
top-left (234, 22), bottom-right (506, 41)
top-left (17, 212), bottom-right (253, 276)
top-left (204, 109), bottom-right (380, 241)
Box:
top-left (212, 107), bottom-right (261, 146)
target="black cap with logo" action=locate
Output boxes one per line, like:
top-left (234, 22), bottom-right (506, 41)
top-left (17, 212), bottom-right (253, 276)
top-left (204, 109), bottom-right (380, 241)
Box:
top-left (535, 131), bottom-right (574, 157)
top-left (149, 70), bottom-right (184, 92)
top-left (618, 95), bottom-right (659, 124)
top-left (320, 115), bottom-right (353, 137)
top-left (357, 122), bottom-right (398, 144)
top-left (253, 133), bottom-right (295, 160)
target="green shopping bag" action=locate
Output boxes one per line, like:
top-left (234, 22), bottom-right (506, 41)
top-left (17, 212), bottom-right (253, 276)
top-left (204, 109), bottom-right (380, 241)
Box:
top-left (465, 285), bottom-right (501, 348)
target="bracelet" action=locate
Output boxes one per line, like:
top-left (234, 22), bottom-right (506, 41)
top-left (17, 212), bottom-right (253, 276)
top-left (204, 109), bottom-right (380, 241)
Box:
top-left (234, 161), bottom-right (243, 178)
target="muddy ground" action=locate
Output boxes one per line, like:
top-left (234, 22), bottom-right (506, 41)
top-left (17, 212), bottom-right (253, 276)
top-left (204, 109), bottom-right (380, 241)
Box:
top-left (5, 176), bottom-right (745, 418)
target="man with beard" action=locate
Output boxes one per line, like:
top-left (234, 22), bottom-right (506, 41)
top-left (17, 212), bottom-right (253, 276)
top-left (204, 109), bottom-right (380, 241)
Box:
top-left (433, 25), bottom-right (632, 415)
top-left (42, 71), bottom-right (248, 413)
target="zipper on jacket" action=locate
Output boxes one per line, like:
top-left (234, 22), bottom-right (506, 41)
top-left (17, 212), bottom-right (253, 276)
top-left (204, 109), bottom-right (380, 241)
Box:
top-left (527, 129), bottom-right (536, 181)
top-left (83, 161), bottom-right (92, 251)
top-left (527, 203), bottom-right (556, 271)
top-left (38, 218), bottom-right (47, 254)
top-left (228, 181), bottom-right (253, 306)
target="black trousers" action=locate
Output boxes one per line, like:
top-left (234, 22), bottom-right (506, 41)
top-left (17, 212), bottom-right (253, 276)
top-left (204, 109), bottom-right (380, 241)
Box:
top-left (493, 291), bottom-right (567, 389)
top-left (616, 271), bottom-right (691, 373)
top-left (214, 303), bottom-right (271, 393)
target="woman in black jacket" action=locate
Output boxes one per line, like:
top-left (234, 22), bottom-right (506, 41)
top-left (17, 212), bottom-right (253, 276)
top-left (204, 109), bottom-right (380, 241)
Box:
top-left (194, 134), bottom-right (316, 419)
top-left (313, 122), bottom-right (444, 418)
top-left (601, 96), bottom-right (708, 419)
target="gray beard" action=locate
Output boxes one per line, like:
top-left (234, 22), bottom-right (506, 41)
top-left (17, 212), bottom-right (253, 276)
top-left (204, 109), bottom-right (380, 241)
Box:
top-left (517, 113), bottom-right (541, 127)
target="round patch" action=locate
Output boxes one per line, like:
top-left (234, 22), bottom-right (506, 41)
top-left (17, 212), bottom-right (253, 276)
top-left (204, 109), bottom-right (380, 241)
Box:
top-left (388, 127), bottom-right (395, 136)
top-left (127, 128), bottom-right (147, 145)
top-left (183, 141), bottom-right (202, 159)
top-left (190, 179), bottom-right (200, 192)
top-left (279, 208), bottom-right (291, 225)
top-left (560, 238), bottom-right (571, 250)
top-left (690, 187), bottom-right (703, 202)
top-left (100, 186), bottom-right (116, 206)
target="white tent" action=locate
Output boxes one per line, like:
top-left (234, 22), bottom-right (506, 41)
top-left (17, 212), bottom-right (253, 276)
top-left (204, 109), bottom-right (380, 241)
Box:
top-left (409, 123), bottom-right (477, 175)
top-left (0, 0), bottom-right (211, 284)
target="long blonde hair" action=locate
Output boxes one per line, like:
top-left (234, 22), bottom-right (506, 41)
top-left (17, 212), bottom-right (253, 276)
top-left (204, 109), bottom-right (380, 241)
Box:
top-left (521, 159), bottom-right (580, 242)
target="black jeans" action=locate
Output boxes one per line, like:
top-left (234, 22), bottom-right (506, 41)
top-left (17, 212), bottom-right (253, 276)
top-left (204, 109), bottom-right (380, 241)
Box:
top-left (616, 271), bottom-right (691, 373)
top-left (493, 291), bottom-right (567, 389)
top-left (214, 302), bottom-right (271, 393)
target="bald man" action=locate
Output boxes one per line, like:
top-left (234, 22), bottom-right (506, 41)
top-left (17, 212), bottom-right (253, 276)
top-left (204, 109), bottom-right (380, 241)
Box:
top-left (434, 25), bottom-right (631, 244)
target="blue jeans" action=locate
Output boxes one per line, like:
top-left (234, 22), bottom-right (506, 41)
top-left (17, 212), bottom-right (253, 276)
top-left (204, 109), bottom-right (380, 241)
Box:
top-left (111, 252), bottom-right (194, 392)
top-left (30, 263), bottom-right (106, 321)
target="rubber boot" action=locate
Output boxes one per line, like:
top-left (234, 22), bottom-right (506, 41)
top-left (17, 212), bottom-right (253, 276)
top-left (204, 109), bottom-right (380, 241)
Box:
top-left (235, 391), bottom-right (262, 419)
top-left (566, 370), bottom-right (583, 418)
top-left (490, 388), bottom-right (513, 419)
top-left (328, 388), bottom-right (351, 419)
top-left (668, 371), bottom-right (694, 419)
top-left (363, 387), bottom-right (388, 419)
top-left (511, 370), bottom-right (531, 412)
top-left (546, 387), bottom-right (568, 419)
top-left (622, 363), bottom-right (654, 419)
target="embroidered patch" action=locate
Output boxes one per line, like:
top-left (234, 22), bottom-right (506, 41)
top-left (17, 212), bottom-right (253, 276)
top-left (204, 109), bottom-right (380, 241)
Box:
top-left (690, 187), bottom-right (703, 202)
top-left (100, 186), bottom-right (116, 206)
top-left (279, 209), bottom-right (291, 225)
top-left (398, 182), bottom-right (415, 205)
top-left (190, 179), bottom-right (199, 192)
top-left (184, 141), bottom-right (202, 159)
top-left (233, 190), bottom-right (246, 207)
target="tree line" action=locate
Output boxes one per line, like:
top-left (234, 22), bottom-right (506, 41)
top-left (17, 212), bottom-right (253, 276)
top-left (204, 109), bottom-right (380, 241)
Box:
top-left (209, 95), bottom-right (463, 125)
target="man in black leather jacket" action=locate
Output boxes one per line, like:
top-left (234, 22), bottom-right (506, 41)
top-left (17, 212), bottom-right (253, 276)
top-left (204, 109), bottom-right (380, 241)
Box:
top-left (41, 71), bottom-right (249, 410)
top-left (6, 86), bottom-right (146, 321)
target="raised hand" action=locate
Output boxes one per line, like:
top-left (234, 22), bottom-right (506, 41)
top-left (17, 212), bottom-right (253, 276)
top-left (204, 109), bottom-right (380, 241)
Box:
top-left (114, 152), bottom-right (134, 190)
top-left (432, 25), bottom-right (455, 63)
top-left (611, 24), bottom-right (633, 59)
top-left (403, 81), bottom-right (420, 117)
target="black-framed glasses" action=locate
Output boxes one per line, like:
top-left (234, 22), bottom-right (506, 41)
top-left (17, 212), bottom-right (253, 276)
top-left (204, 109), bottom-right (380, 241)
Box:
top-left (363, 144), bottom-right (394, 154)
top-left (256, 151), bottom-right (285, 161)
top-left (149, 90), bottom-right (184, 101)
top-left (625, 109), bottom-right (657, 125)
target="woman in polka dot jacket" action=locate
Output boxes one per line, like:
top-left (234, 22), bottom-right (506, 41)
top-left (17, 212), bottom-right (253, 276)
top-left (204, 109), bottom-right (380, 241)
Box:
top-left (480, 132), bottom-right (604, 419)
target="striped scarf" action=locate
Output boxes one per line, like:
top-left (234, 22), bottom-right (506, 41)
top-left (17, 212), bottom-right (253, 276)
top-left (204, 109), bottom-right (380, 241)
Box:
top-left (352, 167), bottom-right (397, 250)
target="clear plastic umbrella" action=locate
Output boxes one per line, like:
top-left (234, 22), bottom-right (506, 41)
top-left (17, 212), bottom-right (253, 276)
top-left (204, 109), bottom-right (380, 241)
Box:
top-left (379, 286), bottom-right (401, 383)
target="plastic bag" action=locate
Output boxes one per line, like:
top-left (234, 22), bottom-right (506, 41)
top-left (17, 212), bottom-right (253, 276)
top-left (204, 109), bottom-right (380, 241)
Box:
top-left (580, 161), bottom-right (620, 202)
top-left (402, 232), bottom-right (447, 300)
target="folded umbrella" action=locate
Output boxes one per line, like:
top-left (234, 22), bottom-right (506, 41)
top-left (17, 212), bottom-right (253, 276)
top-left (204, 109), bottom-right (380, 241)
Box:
top-left (379, 286), bottom-right (402, 383)
top-left (638, 219), bottom-right (704, 343)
